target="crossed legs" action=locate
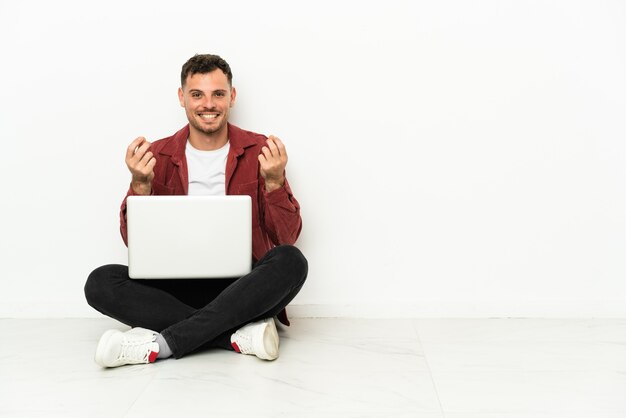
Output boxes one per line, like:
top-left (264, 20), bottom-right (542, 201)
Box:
top-left (84, 245), bottom-right (308, 359)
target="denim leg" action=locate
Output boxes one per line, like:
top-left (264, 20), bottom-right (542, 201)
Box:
top-left (84, 264), bottom-right (198, 332)
top-left (195, 266), bottom-right (308, 353)
top-left (161, 245), bottom-right (308, 358)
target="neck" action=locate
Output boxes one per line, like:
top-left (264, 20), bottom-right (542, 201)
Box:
top-left (188, 124), bottom-right (229, 151)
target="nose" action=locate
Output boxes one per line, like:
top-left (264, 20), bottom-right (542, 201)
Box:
top-left (201, 95), bottom-right (215, 109)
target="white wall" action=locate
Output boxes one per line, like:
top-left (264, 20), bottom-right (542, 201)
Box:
top-left (1, 0), bottom-right (625, 318)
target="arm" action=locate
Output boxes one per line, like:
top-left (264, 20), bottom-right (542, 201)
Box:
top-left (119, 137), bottom-right (156, 246)
top-left (259, 177), bottom-right (302, 245)
top-left (258, 136), bottom-right (302, 245)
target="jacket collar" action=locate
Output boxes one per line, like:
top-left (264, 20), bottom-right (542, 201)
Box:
top-left (159, 123), bottom-right (256, 165)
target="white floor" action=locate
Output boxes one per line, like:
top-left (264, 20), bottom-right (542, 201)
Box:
top-left (1, 318), bottom-right (625, 418)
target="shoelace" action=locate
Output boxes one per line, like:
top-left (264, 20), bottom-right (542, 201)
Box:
top-left (118, 335), bottom-right (155, 362)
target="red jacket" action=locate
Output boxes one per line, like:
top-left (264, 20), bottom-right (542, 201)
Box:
top-left (118, 124), bottom-right (302, 325)
top-left (119, 123), bottom-right (302, 261)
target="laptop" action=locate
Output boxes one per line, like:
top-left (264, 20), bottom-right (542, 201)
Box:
top-left (126, 195), bottom-right (252, 279)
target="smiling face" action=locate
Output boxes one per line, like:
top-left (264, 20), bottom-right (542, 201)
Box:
top-left (178, 69), bottom-right (236, 142)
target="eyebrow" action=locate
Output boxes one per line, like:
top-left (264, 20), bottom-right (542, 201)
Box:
top-left (189, 89), bottom-right (227, 94)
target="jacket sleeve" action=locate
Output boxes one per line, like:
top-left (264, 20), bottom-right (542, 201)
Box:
top-left (259, 177), bottom-right (302, 246)
top-left (119, 185), bottom-right (154, 247)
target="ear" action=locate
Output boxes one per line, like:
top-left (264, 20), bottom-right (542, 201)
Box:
top-left (230, 87), bottom-right (237, 108)
top-left (178, 87), bottom-right (185, 107)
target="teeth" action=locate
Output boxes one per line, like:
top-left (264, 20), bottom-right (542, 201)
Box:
top-left (200, 114), bottom-right (217, 119)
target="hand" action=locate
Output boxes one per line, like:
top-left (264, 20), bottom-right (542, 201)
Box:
top-left (258, 135), bottom-right (288, 192)
top-left (125, 136), bottom-right (156, 195)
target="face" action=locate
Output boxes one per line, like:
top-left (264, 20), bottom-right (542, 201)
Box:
top-left (178, 70), bottom-right (236, 138)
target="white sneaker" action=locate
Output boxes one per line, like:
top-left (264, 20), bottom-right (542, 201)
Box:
top-left (230, 318), bottom-right (279, 361)
top-left (95, 328), bottom-right (159, 368)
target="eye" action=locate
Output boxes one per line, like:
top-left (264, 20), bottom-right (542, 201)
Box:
top-left (191, 92), bottom-right (202, 98)
top-left (214, 91), bottom-right (226, 98)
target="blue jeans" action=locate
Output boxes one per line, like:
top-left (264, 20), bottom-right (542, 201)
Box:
top-left (84, 245), bottom-right (308, 358)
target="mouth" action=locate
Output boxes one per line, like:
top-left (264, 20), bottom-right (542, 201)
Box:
top-left (196, 111), bottom-right (220, 122)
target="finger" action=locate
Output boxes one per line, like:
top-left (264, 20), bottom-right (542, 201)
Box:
top-left (127, 138), bottom-right (151, 164)
top-left (268, 136), bottom-right (287, 162)
top-left (145, 156), bottom-right (157, 172)
top-left (131, 142), bottom-right (151, 165)
top-left (268, 135), bottom-right (285, 151)
top-left (137, 140), bottom-right (151, 156)
top-left (261, 146), bottom-right (273, 160)
top-left (266, 138), bottom-right (280, 157)
top-left (139, 151), bottom-right (154, 168)
top-left (126, 137), bottom-right (146, 161)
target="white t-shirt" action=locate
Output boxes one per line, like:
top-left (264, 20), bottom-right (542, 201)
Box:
top-left (186, 140), bottom-right (230, 196)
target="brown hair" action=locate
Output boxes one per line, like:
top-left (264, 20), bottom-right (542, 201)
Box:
top-left (181, 54), bottom-right (233, 87)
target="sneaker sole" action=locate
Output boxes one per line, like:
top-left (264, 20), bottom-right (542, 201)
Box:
top-left (94, 329), bottom-right (119, 367)
top-left (256, 318), bottom-right (279, 360)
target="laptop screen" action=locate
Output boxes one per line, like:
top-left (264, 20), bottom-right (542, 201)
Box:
top-left (127, 195), bottom-right (252, 279)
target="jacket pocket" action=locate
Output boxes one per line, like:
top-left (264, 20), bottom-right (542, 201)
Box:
top-left (152, 179), bottom-right (175, 195)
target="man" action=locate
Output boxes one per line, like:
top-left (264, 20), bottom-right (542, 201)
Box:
top-left (85, 54), bottom-right (307, 368)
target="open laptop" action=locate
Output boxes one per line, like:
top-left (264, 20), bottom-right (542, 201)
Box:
top-left (126, 195), bottom-right (252, 279)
